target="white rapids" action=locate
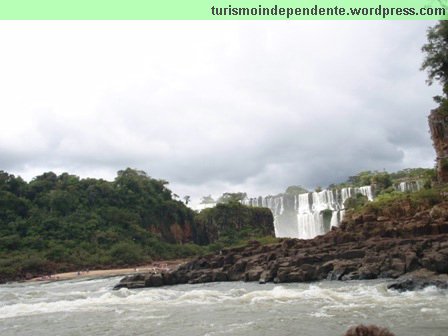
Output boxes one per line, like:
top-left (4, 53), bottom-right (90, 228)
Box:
top-left (1, 277), bottom-right (447, 336)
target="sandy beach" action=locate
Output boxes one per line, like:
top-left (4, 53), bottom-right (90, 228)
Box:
top-left (28, 259), bottom-right (187, 282)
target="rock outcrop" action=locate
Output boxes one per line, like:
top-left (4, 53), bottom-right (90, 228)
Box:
top-left (429, 109), bottom-right (448, 183)
top-left (114, 201), bottom-right (448, 290)
top-left (387, 269), bottom-right (448, 291)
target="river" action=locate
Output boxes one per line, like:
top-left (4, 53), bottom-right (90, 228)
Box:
top-left (1, 277), bottom-right (447, 335)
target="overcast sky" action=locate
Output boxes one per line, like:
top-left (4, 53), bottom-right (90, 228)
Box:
top-left (0, 21), bottom-right (441, 206)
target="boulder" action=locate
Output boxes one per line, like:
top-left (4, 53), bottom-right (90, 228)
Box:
top-left (388, 270), bottom-right (448, 292)
top-left (145, 273), bottom-right (164, 287)
top-left (244, 266), bottom-right (264, 282)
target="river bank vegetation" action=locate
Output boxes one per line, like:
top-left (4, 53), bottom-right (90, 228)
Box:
top-left (0, 168), bottom-right (274, 283)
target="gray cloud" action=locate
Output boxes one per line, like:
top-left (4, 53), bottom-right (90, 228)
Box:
top-left (0, 21), bottom-right (440, 204)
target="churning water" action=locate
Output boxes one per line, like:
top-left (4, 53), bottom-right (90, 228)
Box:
top-left (1, 277), bottom-right (447, 336)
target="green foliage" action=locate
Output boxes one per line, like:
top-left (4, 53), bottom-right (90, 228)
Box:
top-left (422, 21), bottom-right (448, 88)
top-left (195, 202), bottom-right (275, 245)
top-left (441, 157), bottom-right (448, 170)
top-left (109, 242), bottom-right (145, 266)
top-left (0, 168), bottom-right (203, 282)
top-left (285, 185), bottom-right (308, 195)
top-left (336, 168), bottom-right (435, 194)
top-left (0, 168), bottom-right (277, 282)
top-left (217, 192), bottom-right (247, 204)
top-left (321, 209), bottom-right (333, 232)
top-left (343, 193), bottom-right (369, 211)
top-left (346, 171), bottom-right (374, 187)
top-left (200, 195), bottom-right (215, 204)
top-left (346, 170), bottom-right (391, 190)
top-left (358, 188), bottom-right (442, 216)
top-left (371, 172), bottom-right (392, 194)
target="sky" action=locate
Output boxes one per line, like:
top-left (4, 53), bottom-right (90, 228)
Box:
top-left (0, 21), bottom-right (441, 207)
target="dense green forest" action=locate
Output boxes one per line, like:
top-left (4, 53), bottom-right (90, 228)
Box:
top-left (0, 168), bottom-right (274, 282)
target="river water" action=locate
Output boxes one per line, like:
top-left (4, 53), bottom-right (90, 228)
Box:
top-left (1, 277), bottom-right (447, 336)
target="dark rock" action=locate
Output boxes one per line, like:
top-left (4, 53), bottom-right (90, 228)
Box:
top-left (430, 204), bottom-right (448, 220)
top-left (388, 270), bottom-right (448, 292)
top-left (259, 270), bottom-right (274, 284)
top-left (114, 201), bottom-right (448, 290)
top-left (363, 214), bottom-right (377, 222)
top-left (357, 265), bottom-right (379, 280)
top-left (337, 250), bottom-right (365, 260)
top-left (188, 271), bottom-right (213, 284)
top-left (421, 251), bottom-right (448, 273)
top-left (353, 214), bottom-right (364, 224)
top-left (316, 261), bottom-right (334, 280)
top-left (212, 271), bottom-right (228, 282)
top-left (405, 252), bottom-right (420, 272)
top-left (162, 272), bottom-right (175, 285)
top-left (145, 273), bottom-right (164, 287)
top-left (244, 266), bottom-right (263, 282)
top-left (113, 274), bottom-right (148, 290)
top-left (232, 259), bottom-right (247, 273)
top-left (327, 261), bottom-right (359, 281)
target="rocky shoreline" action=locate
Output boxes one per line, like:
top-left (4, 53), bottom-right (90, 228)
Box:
top-left (114, 201), bottom-right (448, 291)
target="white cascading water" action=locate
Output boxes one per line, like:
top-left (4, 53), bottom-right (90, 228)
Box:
top-left (243, 181), bottom-right (423, 240)
top-left (395, 180), bottom-right (424, 193)
top-left (243, 186), bottom-right (375, 239)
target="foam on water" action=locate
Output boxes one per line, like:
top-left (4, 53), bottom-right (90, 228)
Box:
top-left (2, 279), bottom-right (445, 319)
top-left (1, 278), bottom-right (448, 336)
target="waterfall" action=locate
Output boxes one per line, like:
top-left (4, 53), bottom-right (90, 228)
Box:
top-left (243, 185), bottom-right (374, 240)
top-left (395, 180), bottom-right (423, 193)
top-left (297, 212), bottom-right (325, 240)
top-left (243, 180), bottom-right (423, 239)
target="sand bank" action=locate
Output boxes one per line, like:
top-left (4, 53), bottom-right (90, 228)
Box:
top-left (28, 259), bottom-right (187, 282)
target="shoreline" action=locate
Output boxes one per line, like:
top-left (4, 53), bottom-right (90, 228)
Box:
top-left (27, 259), bottom-right (188, 283)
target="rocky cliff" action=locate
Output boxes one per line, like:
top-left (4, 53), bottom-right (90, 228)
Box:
top-left (429, 109), bottom-right (448, 183)
top-left (115, 198), bottom-right (448, 290)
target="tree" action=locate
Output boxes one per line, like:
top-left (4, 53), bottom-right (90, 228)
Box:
top-left (183, 195), bottom-right (190, 205)
top-left (200, 195), bottom-right (215, 204)
top-left (422, 21), bottom-right (448, 94)
top-left (217, 192), bottom-right (247, 204)
top-left (0, 168), bottom-right (203, 282)
top-left (371, 172), bottom-right (392, 193)
top-left (422, 21), bottom-right (448, 183)
top-left (285, 185), bottom-right (308, 195)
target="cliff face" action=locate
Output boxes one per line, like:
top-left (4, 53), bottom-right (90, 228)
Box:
top-left (429, 109), bottom-right (448, 183)
top-left (115, 199), bottom-right (448, 290)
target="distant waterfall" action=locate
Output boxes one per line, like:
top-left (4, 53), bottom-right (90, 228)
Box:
top-left (243, 186), bottom-right (374, 239)
top-left (395, 180), bottom-right (424, 193)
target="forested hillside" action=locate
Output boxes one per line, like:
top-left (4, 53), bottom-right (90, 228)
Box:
top-left (0, 168), bottom-right (275, 282)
